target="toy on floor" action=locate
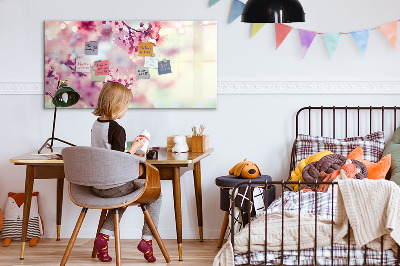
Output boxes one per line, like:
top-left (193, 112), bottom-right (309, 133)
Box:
top-left (1, 192), bottom-right (44, 247)
top-left (229, 159), bottom-right (261, 179)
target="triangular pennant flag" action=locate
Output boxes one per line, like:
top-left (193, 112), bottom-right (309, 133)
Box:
top-left (323, 33), bottom-right (341, 58)
top-left (209, 0), bottom-right (220, 7)
top-left (229, 0), bottom-right (245, 24)
top-left (275, 23), bottom-right (293, 49)
top-left (351, 29), bottom-right (370, 55)
top-left (251, 23), bottom-right (266, 38)
top-left (298, 29), bottom-right (317, 58)
top-left (378, 21), bottom-right (397, 50)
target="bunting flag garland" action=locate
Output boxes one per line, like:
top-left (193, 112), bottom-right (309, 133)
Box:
top-left (229, 0), bottom-right (245, 24)
top-left (351, 29), bottom-right (370, 55)
top-left (209, 0), bottom-right (220, 7)
top-left (251, 23), bottom-right (266, 38)
top-left (323, 33), bottom-right (341, 58)
top-left (275, 23), bottom-right (293, 49)
top-left (207, 3), bottom-right (400, 58)
top-left (378, 21), bottom-right (398, 50)
top-left (298, 29), bottom-right (317, 58)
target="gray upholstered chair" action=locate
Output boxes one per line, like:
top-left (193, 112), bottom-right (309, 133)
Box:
top-left (60, 146), bottom-right (171, 265)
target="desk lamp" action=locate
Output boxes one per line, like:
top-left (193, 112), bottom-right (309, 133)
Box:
top-left (38, 80), bottom-right (80, 154)
top-left (241, 0), bottom-right (305, 23)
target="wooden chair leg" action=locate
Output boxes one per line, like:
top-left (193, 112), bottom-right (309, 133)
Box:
top-left (114, 210), bottom-right (121, 266)
top-left (217, 211), bottom-right (230, 248)
top-left (141, 205), bottom-right (171, 263)
top-left (91, 209), bottom-right (108, 258)
top-left (60, 208), bottom-right (88, 266)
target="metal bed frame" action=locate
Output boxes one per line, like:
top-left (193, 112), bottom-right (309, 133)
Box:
top-left (230, 106), bottom-right (400, 266)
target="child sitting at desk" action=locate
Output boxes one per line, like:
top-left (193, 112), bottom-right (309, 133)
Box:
top-left (91, 81), bottom-right (162, 263)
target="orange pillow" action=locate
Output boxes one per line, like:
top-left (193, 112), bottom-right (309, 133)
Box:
top-left (347, 146), bottom-right (391, 180)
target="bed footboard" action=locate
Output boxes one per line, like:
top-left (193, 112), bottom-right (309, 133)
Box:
top-left (230, 180), bottom-right (400, 266)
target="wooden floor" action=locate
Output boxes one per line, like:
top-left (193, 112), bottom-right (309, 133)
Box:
top-left (0, 239), bottom-right (221, 265)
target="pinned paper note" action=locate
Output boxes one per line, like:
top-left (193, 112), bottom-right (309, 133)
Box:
top-left (94, 60), bottom-right (109, 76)
top-left (136, 66), bottom-right (150, 79)
top-left (85, 41), bottom-right (98, 55)
top-left (76, 58), bottom-right (90, 72)
top-left (158, 60), bottom-right (172, 75)
top-left (144, 57), bottom-right (158, 68)
top-left (91, 68), bottom-right (106, 82)
top-left (138, 42), bottom-right (154, 57)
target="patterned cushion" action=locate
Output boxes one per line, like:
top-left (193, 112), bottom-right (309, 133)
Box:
top-left (294, 131), bottom-right (385, 166)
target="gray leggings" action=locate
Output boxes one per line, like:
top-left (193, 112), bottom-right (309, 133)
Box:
top-left (92, 180), bottom-right (162, 240)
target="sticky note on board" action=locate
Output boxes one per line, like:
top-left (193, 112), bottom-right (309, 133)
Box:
top-left (158, 60), bottom-right (172, 75)
top-left (85, 41), bottom-right (99, 55)
top-left (76, 58), bottom-right (91, 72)
top-left (138, 42), bottom-right (154, 57)
top-left (136, 66), bottom-right (150, 79)
top-left (91, 68), bottom-right (106, 82)
top-left (144, 57), bottom-right (158, 68)
top-left (94, 60), bottom-right (109, 76)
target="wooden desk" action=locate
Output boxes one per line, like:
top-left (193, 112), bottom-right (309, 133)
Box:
top-left (10, 147), bottom-right (213, 261)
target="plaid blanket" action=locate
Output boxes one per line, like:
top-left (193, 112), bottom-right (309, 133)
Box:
top-left (234, 191), bottom-right (397, 265)
top-left (235, 244), bottom-right (397, 265)
top-left (266, 190), bottom-right (336, 220)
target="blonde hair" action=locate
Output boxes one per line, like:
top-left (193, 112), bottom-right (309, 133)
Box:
top-left (93, 82), bottom-right (133, 120)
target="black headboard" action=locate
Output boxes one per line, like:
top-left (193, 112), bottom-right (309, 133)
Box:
top-left (289, 106), bottom-right (400, 179)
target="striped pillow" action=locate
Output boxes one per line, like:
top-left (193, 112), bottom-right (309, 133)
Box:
top-left (294, 131), bottom-right (385, 167)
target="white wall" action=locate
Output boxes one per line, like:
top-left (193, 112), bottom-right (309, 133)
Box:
top-left (1, 0), bottom-right (400, 239)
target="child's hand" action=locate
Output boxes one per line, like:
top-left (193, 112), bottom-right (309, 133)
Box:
top-left (129, 137), bottom-right (147, 154)
top-left (134, 149), bottom-right (149, 157)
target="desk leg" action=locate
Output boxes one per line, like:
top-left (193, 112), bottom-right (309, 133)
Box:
top-left (20, 165), bottom-right (34, 259)
top-left (172, 167), bottom-right (183, 261)
top-left (193, 161), bottom-right (203, 242)
top-left (56, 178), bottom-right (64, 241)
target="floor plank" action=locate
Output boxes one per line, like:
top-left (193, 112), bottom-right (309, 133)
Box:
top-left (0, 239), bottom-right (221, 265)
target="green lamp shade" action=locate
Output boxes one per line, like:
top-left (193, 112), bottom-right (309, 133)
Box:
top-left (52, 84), bottom-right (80, 107)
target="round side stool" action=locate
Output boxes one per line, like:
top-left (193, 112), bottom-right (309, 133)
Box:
top-left (215, 175), bottom-right (275, 248)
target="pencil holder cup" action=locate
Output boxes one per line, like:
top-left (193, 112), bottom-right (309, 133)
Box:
top-left (191, 135), bottom-right (209, 153)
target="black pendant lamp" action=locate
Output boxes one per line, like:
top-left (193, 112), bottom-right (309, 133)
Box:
top-left (241, 0), bottom-right (305, 23)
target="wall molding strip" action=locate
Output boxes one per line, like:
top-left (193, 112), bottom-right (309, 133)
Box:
top-left (1, 81), bottom-right (400, 95)
top-left (217, 81), bottom-right (400, 94)
top-left (0, 83), bottom-right (44, 95)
